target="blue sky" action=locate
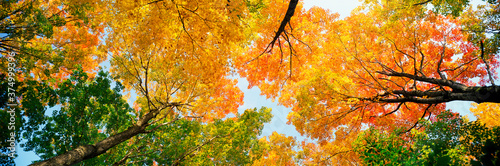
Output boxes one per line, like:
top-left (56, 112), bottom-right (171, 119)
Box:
top-left (14, 0), bottom-right (481, 165)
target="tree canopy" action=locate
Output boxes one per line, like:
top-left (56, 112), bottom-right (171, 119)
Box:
top-left (1, 0), bottom-right (500, 165)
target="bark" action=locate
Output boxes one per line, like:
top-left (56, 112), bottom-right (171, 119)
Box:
top-left (453, 86), bottom-right (500, 103)
top-left (30, 125), bottom-right (147, 166)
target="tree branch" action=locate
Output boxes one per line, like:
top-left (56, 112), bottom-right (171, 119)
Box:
top-left (376, 70), bottom-right (468, 91)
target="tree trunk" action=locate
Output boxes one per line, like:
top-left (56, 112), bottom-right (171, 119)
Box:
top-left (29, 125), bottom-right (147, 166)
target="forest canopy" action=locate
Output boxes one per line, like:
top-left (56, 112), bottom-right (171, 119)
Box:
top-left (1, 0), bottom-right (499, 165)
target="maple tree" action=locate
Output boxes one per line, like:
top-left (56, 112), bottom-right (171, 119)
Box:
top-left (236, 0), bottom-right (500, 164)
top-left (1, 0), bottom-right (106, 164)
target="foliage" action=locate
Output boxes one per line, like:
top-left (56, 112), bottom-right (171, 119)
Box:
top-left (15, 0), bottom-right (277, 165)
top-left (13, 67), bottom-right (273, 165)
top-left (470, 103), bottom-right (500, 127)
top-left (413, 111), bottom-right (468, 165)
top-left (0, 71), bottom-right (58, 165)
top-left (354, 110), bottom-right (500, 165)
top-left (354, 128), bottom-right (420, 165)
top-left (461, 120), bottom-right (500, 166)
top-left (252, 132), bottom-right (300, 166)
top-left (461, 0), bottom-right (500, 56)
top-left (1, 2), bottom-right (107, 162)
top-left (362, 0), bottom-right (471, 17)
top-left (85, 107), bottom-right (273, 165)
top-left (105, 0), bottom-right (259, 122)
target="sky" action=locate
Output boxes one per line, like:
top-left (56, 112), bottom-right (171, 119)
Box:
top-left (13, 0), bottom-right (481, 165)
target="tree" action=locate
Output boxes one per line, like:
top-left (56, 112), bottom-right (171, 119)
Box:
top-left (470, 102), bottom-right (500, 127)
top-left (252, 132), bottom-right (300, 166)
top-left (1, 0), bottom-right (106, 164)
top-left (27, 0), bottom-right (272, 165)
top-left (0, 0), bottom-right (107, 81)
top-left (16, 67), bottom-right (272, 165)
top-left (355, 110), bottom-right (500, 166)
top-left (353, 128), bottom-right (422, 165)
top-left (236, 0), bottom-right (500, 163)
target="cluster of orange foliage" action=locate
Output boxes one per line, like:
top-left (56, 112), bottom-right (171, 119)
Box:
top-left (7, 0), bottom-right (500, 165)
top-left (238, 0), bottom-right (500, 164)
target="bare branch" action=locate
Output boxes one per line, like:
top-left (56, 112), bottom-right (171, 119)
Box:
top-left (171, 134), bottom-right (229, 166)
